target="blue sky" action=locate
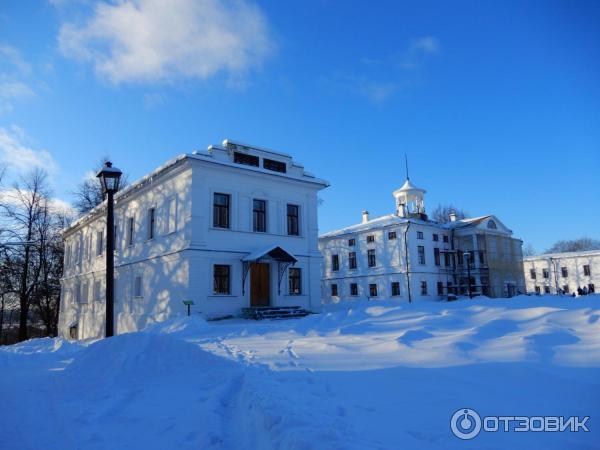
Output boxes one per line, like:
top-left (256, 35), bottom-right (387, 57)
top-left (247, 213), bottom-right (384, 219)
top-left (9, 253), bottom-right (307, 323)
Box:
top-left (1, 0), bottom-right (599, 253)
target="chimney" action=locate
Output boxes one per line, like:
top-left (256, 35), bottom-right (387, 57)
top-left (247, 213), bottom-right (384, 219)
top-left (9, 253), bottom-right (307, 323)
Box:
top-left (449, 212), bottom-right (457, 222)
top-left (362, 210), bottom-right (369, 224)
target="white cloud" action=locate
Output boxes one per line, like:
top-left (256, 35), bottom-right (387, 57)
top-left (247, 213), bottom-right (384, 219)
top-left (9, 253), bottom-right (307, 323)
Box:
top-left (410, 36), bottom-right (440, 54)
top-left (0, 126), bottom-right (58, 175)
top-left (0, 44), bottom-right (35, 112)
top-left (58, 0), bottom-right (273, 84)
top-left (0, 187), bottom-right (75, 216)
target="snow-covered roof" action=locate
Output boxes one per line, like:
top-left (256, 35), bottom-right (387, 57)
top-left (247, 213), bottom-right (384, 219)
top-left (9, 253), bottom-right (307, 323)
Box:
top-left (242, 245), bottom-right (297, 262)
top-left (524, 249), bottom-right (600, 261)
top-left (64, 140), bottom-right (329, 236)
top-left (398, 179), bottom-right (425, 192)
top-left (320, 214), bottom-right (414, 239)
top-left (444, 215), bottom-right (492, 229)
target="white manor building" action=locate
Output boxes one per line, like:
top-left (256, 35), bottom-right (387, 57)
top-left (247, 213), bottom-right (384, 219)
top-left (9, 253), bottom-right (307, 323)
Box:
top-left (523, 250), bottom-right (598, 295)
top-left (59, 140), bottom-right (328, 339)
top-left (319, 178), bottom-right (526, 302)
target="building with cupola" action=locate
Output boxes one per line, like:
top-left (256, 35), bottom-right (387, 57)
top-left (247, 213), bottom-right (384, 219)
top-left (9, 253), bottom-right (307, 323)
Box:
top-left (319, 176), bottom-right (525, 302)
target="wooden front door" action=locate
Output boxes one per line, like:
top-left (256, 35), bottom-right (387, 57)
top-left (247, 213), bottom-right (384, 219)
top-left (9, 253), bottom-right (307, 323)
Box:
top-left (250, 263), bottom-right (270, 307)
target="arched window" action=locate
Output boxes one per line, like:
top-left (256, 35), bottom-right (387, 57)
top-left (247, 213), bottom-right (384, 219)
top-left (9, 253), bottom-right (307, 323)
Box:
top-left (487, 220), bottom-right (497, 230)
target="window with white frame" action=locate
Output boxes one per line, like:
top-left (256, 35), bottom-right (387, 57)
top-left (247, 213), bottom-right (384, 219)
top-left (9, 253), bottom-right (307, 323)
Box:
top-left (81, 282), bottom-right (89, 304)
top-left (127, 216), bottom-right (135, 246)
top-left (288, 268), bottom-right (301, 295)
top-left (134, 275), bottom-right (143, 298)
top-left (93, 279), bottom-right (102, 301)
top-left (147, 208), bottom-right (156, 240)
top-left (75, 282), bottom-right (81, 303)
top-left (420, 281), bottom-right (428, 295)
top-left (96, 231), bottom-right (103, 256)
top-left (391, 282), bottom-right (400, 296)
top-left (167, 197), bottom-right (177, 234)
top-left (213, 265), bottom-right (230, 295)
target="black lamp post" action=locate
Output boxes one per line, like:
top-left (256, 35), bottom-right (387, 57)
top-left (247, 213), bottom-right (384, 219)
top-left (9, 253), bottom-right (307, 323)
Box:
top-left (464, 252), bottom-right (473, 299)
top-left (96, 161), bottom-right (122, 338)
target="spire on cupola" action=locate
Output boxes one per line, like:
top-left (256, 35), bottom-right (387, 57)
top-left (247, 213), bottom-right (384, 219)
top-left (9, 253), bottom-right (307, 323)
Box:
top-left (392, 155), bottom-right (427, 219)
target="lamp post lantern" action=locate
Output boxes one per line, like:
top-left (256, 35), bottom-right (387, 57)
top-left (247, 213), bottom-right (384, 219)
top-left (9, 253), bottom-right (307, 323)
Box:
top-left (97, 161), bottom-right (122, 338)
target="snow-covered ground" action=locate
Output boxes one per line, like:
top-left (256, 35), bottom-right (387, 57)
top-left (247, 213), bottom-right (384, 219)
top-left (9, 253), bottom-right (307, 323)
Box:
top-left (2, 295), bottom-right (599, 449)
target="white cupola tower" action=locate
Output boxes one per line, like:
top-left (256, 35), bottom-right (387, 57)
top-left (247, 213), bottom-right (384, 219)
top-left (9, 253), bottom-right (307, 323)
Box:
top-left (393, 178), bottom-right (426, 218)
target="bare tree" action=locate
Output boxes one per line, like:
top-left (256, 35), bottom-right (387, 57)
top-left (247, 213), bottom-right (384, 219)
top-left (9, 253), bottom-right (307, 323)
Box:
top-left (1, 170), bottom-right (50, 341)
top-left (71, 156), bottom-right (128, 214)
top-left (546, 237), bottom-right (600, 254)
top-left (522, 243), bottom-right (536, 256)
top-left (430, 204), bottom-right (468, 224)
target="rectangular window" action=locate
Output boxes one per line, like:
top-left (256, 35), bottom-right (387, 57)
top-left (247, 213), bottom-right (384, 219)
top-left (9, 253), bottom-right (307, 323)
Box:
top-left (213, 193), bottom-right (230, 229)
top-left (530, 269), bottom-right (536, 280)
top-left (417, 231), bottom-right (424, 239)
top-left (287, 204), bottom-right (299, 236)
top-left (584, 265), bottom-right (591, 276)
top-left (367, 249), bottom-right (376, 268)
top-left (87, 234), bottom-right (93, 261)
top-left (434, 248), bottom-right (440, 266)
top-left (348, 251), bottom-right (357, 270)
top-left (457, 250), bottom-right (464, 265)
top-left (478, 251), bottom-right (485, 265)
top-left (388, 231), bottom-right (397, 240)
top-left (369, 283), bottom-right (378, 297)
top-left (544, 285), bottom-right (550, 294)
top-left (81, 282), bottom-right (89, 304)
top-left (93, 279), bottom-right (101, 301)
top-left (444, 252), bottom-right (451, 267)
top-left (167, 197), bottom-right (177, 234)
top-left (562, 285), bottom-right (570, 294)
top-left (134, 276), bottom-right (143, 298)
top-left (213, 265), bottom-right (231, 295)
top-left (443, 235), bottom-right (449, 243)
top-left (348, 238), bottom-right (356, 247)
top-left (561, 267), bottom-right (568, 278)
top-left (350, 283), bottom-right (358, 296)
top-left (288, 268), bottom-right (301, 295)
top-left (542, 268), bottom-right (549, 279)
top-left (588, 283), bottom-right (595, 293)
top-left (331, 254), bottom-right (340, 271)
top-left (420, 281), bottom-right (428, 295)
top-left (391, 282), bottom-right (400, 296)
top-left (366, 235), bottom-right (375, 243)
top-left (437, 281), bottom-right (444, 296)
top-left (534, 286), bottom-right (541, 294)
top-left (433, 233), bottom-right (439, 242)
top-left (148, 208), bottom-right (156, 240)
top-left (75, 283), bottom-right (81, 303)
top-left (253, 199), bottom-right (267, 232)
top-left (234, 151), bottom-right (259, 167)
top-left (331, 283), bottom-right (338, 297)
top-left (418, 245), bottom-right (426, 265)
top-left (127, 217), bottom-right (135, 246)
top-left (263, 158), bottom-right (287, 173)
top-left (96, 231), bottom-right (103, 256)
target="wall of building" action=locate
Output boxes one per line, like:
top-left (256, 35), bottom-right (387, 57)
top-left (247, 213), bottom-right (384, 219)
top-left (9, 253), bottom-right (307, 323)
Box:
top-left (523, 251), bottom-right (599, 295)
top-left (59, 145), bottom-right (327, 339)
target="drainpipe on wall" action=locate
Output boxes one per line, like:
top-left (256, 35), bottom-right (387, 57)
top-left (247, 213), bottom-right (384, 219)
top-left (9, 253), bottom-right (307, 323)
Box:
top-left (404, 221), bottom-right (412, 303)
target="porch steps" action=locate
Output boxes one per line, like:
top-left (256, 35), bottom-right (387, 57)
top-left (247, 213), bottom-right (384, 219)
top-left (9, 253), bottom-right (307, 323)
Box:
top-left (242, 306), bottom-right (310, 320)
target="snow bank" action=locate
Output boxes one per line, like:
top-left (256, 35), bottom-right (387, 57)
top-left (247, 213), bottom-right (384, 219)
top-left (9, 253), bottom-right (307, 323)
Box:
top-left (1, 296), bottom-right (599, 449)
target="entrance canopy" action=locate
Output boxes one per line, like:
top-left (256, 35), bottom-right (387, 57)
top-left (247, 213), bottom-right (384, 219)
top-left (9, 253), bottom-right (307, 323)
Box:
top-left (242, 245), bottom-right (297, 263)
top-left (242, 245), bottom-right (297, 295)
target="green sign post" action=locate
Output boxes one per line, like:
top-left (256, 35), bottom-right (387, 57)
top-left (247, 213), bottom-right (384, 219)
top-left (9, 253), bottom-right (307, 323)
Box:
top-left (182, 300), bottom-right (194, 317)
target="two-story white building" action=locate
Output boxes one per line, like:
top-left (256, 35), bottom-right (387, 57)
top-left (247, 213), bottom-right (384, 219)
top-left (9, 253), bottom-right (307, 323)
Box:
top-left (523, 250), bottom-right (599, 295)
top-left (59, 140), bottom-right (328, 339)
top-left (319, 177), bottom-right (525, 302)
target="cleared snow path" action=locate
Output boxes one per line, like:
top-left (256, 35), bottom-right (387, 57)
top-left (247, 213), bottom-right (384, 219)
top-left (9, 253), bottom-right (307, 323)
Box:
top-left (1, 296), bottom-right (600, 449)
